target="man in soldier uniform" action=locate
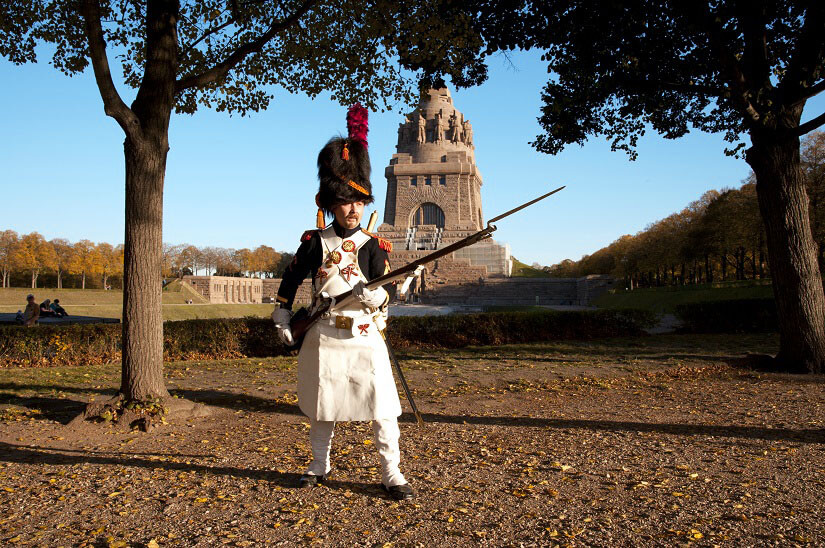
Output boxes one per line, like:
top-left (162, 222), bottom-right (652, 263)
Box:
top-left (272, 107), bottom-right (414, 501)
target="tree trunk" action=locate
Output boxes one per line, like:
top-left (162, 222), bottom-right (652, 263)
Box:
top-left (82, 272), bottom-right (86, 290)
top-left (738, 247), bottom-right (745, 280)
top-left (751, 246), bottom-right (757, 280)
top-left (758, 233), bottom-right (765, 279)
top-left (120, 137), bottom-right (170, 400)
top-left (748, 131), bottom-right (825, 373)
top-left (57, 269), bottom-right (62, 289)
top-left (31, 271), bottom-right (36, 288)
top-left (721, 251), bottom-right (727, 280)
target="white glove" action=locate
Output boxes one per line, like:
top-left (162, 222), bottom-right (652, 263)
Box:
top-left (352, 281), bottom-right (388, 309)
top-left (271, 307), bottom-right (294, 346)
top-left (399, 265), bottom-right (425, 297)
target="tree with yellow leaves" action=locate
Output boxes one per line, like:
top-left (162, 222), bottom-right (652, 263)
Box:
top-left (50, 238), bottom-right (75, 289)
top-left (70, 240), bottom-right (102, 290)
top-left (12, 232), bottom-right (58, 288)
top-left (0, 230), bottom-right (18, 288)
top-left (98, 242), bottom-right (124, 289)
top-left (250, 245), bottom-right (281, 278)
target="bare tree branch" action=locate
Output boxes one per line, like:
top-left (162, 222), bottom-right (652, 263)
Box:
top-left (175, 0), bottom-right (317, 93)
top-left (792, 79), bottom-right (825, 107)
top-left (796, 111), bottom-right (825, 137)
top-left (79, 0), bottom-right (141, 140)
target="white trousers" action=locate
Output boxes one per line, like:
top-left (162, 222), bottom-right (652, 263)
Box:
top-left (305, 417), bottom-right (407, 487)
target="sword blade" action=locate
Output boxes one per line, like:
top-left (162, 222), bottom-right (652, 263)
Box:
top-left (487, 185), bottom-right (565, 224)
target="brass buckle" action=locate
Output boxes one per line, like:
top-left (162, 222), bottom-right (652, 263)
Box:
top-left (335, 316), bottom-right (353, 330)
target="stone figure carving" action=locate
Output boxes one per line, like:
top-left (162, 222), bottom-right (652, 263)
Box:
top-left (434, 111), bottom-right (444, 142)
top-left (398, 117), bottom-right (409, 144)
top-left (417, 112), bottom-right (426, 143)
top-left (462, 120), bottom-right (473, 146)
top-left (449, 112), bottom-right (462, 143)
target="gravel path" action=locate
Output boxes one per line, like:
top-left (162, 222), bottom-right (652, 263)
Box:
top-left (0, 333), bottom-right (822, 546)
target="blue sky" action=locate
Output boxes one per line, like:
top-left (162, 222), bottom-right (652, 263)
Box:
top-left (2, 49), bottom-right (823, 266)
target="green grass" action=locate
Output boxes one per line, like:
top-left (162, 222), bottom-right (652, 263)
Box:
top-left (0, 287), bottom-right (124, 306)
top-left (1, 280), bottom-right (210, 307)
top-left (511, 257), bottom-right (551, 277)
top-left (594, 281), bottom-right (774, 313)
top-left (160, 304), bottom-right (275, 321)
top-left (0, 301), bottom-right (276, 321)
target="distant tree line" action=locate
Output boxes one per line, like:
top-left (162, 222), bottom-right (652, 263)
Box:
top-left (160, 244), bottom-right (292, 280)
top-left (0, 232), bottom-right (293, 289)
top-left (546, 132), bottom-right (825, 289)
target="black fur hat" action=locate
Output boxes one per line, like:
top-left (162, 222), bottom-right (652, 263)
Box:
top-left (316, 136), bottom-right (373, 216)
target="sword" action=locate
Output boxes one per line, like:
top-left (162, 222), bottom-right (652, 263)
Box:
top-left (380, 329), bottom-right (424, 427)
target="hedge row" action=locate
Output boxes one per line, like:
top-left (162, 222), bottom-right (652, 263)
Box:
top-left (0, 308), bottom-right (657, 368)
top-left (386, 308), bottom-right (657, 348)
top-left (674, 298), bottom-right (777, 333)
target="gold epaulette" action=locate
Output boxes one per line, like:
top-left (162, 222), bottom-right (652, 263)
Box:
top-left (360, 229), bottom-right (392, 252)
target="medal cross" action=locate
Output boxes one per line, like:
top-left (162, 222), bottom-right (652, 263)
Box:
top-left (340, 264), bottom-right (359, 281)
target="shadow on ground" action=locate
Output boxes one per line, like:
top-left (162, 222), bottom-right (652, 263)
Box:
top-left (4, 385), bottom-right (822, 444)
top-left (0, 441), bottom-right (394, 499)
top-left (400, 412), bottom-right (825, 444)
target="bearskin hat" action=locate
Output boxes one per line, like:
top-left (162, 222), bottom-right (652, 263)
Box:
top-left (316, 104), bottom-right (373, 216)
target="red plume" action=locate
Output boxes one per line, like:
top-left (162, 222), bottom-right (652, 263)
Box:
top-left (346, 103), bottom-right (369, 149)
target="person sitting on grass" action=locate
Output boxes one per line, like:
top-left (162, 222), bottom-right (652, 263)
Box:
top-left (39, 299), bottom-right (56, 317)
top-left (50, 299), bottom-right (68, 317)
top-left (23, 294), bottom-right (39, 326)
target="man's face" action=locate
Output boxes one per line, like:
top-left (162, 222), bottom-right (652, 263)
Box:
top-left (332, 201), bottom-right (365, 229)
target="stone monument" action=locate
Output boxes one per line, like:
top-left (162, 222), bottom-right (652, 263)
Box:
top-left (378, 88), bottom-right (512, 278)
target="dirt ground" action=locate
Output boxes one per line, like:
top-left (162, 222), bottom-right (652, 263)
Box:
top-left (1, 333), bottom-right (823, 547)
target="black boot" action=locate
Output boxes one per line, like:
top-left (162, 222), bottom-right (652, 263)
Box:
top-left (298, 473), bottom-right (327, 488)
top-left (381, 483), bottom-right (414, 500)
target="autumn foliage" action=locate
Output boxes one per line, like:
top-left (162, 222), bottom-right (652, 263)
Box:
top-left (546, 132), bottom-right (825, 289)
top-left (0, 231), bottom-right (291, 290)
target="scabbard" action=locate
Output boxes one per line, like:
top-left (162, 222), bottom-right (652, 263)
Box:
top-left (381, 330), bottom-right (424, 427)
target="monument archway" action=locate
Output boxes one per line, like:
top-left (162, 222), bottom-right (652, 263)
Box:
top-left (411, 202), bottom-right (446, 228)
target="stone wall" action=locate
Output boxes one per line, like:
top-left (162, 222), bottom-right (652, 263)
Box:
top-left (420, 276), bottom-right (616, 307)
top-left (453, 240), bottom-right (512, 277)
top-left (261, 279), bottom-right (313, 307)
top-left (183, 276), bottom-right (263, 304)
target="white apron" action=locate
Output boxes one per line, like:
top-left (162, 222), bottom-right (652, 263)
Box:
top-left (297, 226), bottom-right (401, 422)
